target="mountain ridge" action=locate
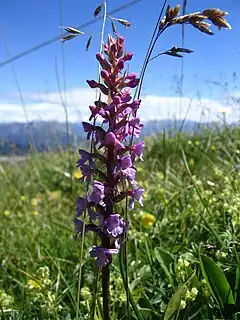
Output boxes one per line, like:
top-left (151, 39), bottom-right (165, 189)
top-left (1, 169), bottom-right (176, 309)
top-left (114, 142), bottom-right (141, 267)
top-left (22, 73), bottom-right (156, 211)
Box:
top-left (0, 119), bottom-right (223, 154)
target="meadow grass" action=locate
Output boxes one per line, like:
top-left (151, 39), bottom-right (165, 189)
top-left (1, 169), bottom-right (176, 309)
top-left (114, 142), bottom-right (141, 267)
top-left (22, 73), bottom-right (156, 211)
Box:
top-left (1, 125), bottom-right (240, 319)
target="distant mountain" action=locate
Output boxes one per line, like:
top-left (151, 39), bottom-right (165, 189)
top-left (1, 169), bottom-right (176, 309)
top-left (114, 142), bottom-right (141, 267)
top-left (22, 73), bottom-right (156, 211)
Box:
top-left (0, 119), bottom-right (219, 155)
top-left (0, 121), bottom-right (81, 155)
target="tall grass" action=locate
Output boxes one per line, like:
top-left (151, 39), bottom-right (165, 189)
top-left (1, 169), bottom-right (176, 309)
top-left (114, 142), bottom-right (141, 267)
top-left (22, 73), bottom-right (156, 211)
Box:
top-left (1, 125), bottom-right (240, 319)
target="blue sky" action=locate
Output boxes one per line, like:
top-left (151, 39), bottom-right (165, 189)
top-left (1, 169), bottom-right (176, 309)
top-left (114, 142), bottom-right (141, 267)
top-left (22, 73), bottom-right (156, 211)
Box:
top-left (0, 0), bottom-right (239, 122)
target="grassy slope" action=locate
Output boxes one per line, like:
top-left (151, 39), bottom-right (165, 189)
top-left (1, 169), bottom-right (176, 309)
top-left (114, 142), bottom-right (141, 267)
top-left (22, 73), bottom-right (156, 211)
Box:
top-left (1, 126), bottom-right (240, 319)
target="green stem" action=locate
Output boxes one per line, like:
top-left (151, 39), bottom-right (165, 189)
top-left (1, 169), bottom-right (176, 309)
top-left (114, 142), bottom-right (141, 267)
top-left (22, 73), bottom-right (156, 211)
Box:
top-left (102, 260), bottom-right (110, 320)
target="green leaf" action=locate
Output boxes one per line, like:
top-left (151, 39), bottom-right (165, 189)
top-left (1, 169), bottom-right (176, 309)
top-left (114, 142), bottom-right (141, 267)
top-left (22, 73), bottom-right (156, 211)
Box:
top-left (185, 265), bottom-right (201, 290)
top-left (154, 247), bottom-right (175, 290)
top-left (200, 254), bottom-right (235, 310)
top-left (164, 272), bottom-right (196, 320)
top-left (119, 247), bottom-right (144, 320)
top-left (138, 308), bottom-right (161, 319)
top-left (234, 264), bottom-right (240, 300)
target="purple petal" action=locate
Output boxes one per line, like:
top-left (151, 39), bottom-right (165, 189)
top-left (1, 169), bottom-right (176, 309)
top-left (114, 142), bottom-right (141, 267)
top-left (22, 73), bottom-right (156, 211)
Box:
top-left (120, 155), bottom-right (132, 169)
top-left (103, 214), bottom-right (125, 237)
top-left (76, 197), bottom-right (87, 217)
top-left (89, 246), bottom-right (118, 267)
top-left (132, 141), bottom-right (145, 160)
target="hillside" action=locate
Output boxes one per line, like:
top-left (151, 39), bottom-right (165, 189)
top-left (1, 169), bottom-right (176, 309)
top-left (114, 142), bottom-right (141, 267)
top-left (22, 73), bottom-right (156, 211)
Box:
top-left (0, 119), bottom-right (218, 154)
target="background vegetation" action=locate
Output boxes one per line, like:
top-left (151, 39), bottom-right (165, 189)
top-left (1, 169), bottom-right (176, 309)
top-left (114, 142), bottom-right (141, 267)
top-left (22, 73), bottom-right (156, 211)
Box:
top-left (1, 125), bottom-right (240, 319)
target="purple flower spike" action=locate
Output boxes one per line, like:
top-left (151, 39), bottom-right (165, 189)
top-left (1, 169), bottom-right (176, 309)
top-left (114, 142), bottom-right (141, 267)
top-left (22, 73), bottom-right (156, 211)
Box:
top-left (89, 246), bottom-right (119, 267)
top-left (103, 214), bottom-right (125, 237)
top-left (75, 35), bottom-right (145, 267)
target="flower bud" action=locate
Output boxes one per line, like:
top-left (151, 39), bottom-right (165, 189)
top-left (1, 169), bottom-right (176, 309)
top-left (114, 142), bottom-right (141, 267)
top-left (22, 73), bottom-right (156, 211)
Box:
top-left (126, 78), bottom-right (140, 88)
top-left (117, 59), bottom-right (125, 70)
top-left (123, 52), bottom-right (134, 61)
top-left (126, 72), bottom-right (137, 80)
top-left (101, 70), bottom-right (110, 80)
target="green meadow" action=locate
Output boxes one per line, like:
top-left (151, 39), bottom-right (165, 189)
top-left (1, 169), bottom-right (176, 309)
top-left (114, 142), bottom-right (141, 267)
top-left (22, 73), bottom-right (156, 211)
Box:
top-left (1, 126), bottom-right (240, 319)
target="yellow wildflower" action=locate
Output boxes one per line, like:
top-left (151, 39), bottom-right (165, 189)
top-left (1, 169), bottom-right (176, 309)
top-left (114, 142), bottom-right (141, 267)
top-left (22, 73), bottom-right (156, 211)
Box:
top-left (31, 196), bottom-right (41, 207)
top-left (27, 279), bottom-right (42, 289)
top-left (73, 169), bottom-right (83, 179)
top-left (20, 195), bottom-right (27, 202)
top-left (3, 210), bottom-right (10, 217)
top-left (142, 213), bottom-right (156, 227)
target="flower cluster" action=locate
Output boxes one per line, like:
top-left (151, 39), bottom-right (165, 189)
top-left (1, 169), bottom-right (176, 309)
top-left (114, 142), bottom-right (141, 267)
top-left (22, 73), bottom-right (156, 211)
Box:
top-left (74, 35), bottom-right (145, 267)
top-left (26, 266), bottom-right (62, 315)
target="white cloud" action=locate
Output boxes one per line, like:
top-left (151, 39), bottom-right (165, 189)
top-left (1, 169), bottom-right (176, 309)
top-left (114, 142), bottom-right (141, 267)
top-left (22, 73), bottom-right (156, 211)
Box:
top-left (0, 87), bottom-right (238, 123)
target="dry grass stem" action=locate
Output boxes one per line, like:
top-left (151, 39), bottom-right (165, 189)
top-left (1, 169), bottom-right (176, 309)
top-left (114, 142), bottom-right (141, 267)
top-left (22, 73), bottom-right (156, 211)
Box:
top-left (159, 5), bottom-right (231, 35)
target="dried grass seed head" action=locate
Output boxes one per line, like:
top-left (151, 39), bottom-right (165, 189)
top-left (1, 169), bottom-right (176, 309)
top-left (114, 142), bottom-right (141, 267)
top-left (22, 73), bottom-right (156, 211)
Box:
top-left (202, 8), bottom-right (231, 29)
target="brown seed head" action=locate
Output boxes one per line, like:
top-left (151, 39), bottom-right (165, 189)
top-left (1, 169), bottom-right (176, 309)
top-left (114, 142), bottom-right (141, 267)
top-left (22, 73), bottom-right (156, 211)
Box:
top-left (190, 21), bottom-right (214, 35)
top-left (173, 12), bottom-right (207, 25)
top-left (169, 5), bottom-right (181, 20)
top-left (172, 14), bottom-right (190, 24)
top-left (202, 8), bottom-right (228, 18)
top-left (159, 6), bottom-right (231, 34)
top-left (172, 5), bottom-right (181, 18)
top-left (165, 5), bottom-right (171, 22)
top-left (211, 17), bottom-right (231, 29)
top-left (202, 8), bottom-right (231, 29)
top-left (189, 13), bottom-right (208, 22)
top-left (159, 17), bottom-right (166, 31)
